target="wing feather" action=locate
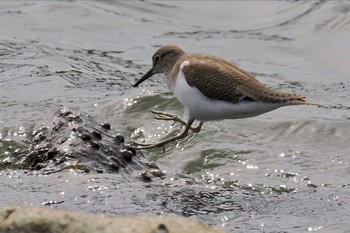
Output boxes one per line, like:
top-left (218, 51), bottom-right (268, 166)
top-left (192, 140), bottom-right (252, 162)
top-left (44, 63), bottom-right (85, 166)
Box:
top-left (182, 56), bottom-right (311, 105)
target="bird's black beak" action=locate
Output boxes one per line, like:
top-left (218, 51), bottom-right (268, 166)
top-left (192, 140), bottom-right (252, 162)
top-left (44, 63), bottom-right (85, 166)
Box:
top-left (133, 68), bottom-right (154, 87)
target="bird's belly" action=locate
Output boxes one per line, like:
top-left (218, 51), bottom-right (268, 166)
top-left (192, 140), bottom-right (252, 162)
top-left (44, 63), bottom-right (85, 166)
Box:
top-left (171, 72), bottom-right (282, 121)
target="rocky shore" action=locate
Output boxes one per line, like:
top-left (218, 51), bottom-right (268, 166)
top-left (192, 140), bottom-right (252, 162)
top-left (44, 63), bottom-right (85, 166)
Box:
top-left (0, 205), bottom-right (226, 233)
top-left (2, 107), bottom-right (162, 181)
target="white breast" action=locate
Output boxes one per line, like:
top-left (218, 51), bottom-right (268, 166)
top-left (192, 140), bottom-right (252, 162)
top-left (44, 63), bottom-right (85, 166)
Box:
top-left (169, 60), bottom-right (282, 121)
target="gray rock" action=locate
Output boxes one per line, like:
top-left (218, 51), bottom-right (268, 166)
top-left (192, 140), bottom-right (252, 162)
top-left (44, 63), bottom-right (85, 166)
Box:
top-left (5, 107), bottom-right (163, 181)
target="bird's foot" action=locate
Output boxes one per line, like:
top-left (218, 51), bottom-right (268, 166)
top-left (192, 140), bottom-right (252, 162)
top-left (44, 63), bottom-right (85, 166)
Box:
top-left (134, 128), bottom-right (191, 151)
top-left (151, 110), bottom-right (186, 126)
top-left (133, 141), bottom-right (161, 149)
top-left (134, 136), bottom-right (180, 152)
top-left (134, 141), bottom-right (166, 151)
top-left (151, 110), bottom-right (203, 133)
top-left (133, 111), bottom-right (202, 151)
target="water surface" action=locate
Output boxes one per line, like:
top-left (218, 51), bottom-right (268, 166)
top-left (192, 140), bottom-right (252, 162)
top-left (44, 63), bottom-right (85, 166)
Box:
top-left (1, 1), bottom-right (350, 232)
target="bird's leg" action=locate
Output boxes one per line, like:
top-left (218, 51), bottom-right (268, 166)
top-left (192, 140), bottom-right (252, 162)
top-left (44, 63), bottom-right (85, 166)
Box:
top-left (135, 118), bottom-right (195, 149)
top-left (191, 121), bottom-right (203, 133)
top-left (151, 110), bottom-right (203, 133)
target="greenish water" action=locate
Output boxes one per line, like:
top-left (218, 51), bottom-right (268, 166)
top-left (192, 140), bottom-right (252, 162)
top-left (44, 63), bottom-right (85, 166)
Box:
top-left (1, 1), bottom-right (350, 232)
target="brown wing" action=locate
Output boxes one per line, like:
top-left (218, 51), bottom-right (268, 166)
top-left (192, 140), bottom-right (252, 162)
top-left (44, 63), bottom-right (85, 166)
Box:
top-left (183, 55), bottom-right (309, 105)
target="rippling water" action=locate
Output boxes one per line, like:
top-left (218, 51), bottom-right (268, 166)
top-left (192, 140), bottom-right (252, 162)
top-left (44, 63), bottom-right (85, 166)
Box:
top-left (1, 1), bottom-right (350, 232)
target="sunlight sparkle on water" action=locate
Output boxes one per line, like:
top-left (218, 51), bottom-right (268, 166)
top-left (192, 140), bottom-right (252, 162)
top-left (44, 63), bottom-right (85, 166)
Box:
top-left (221, 216), bottom-right (228, 227)
top-left (246, 165), bottom-right (258, 169)
top-left (308, 226), bottom-right (323, 231)
top-left (123, 97), bottom-right (138, 107)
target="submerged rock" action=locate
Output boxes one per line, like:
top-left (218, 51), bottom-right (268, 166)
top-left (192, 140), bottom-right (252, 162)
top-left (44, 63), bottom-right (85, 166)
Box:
top-left (6, 107), bottom-right (162, 179)
top-left (0, 205), bottom-right (226, 233)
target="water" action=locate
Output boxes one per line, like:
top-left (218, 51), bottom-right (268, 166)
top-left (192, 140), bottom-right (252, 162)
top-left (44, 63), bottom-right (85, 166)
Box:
top-left (1, 1), bottom-right (350, 232)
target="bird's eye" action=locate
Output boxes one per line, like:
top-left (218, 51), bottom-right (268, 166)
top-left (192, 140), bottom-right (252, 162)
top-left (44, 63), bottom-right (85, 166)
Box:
top-left (153, 55), bottom-right (161, 64)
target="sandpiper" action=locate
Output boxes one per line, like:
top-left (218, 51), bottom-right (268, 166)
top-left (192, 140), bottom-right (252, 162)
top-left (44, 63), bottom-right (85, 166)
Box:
top-left (133, 45), bottom-right (317, 149)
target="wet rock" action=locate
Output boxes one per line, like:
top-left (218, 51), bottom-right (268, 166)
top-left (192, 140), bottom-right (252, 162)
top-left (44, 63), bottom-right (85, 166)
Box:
top-left (101, 122), bottom-right (111, 130)
top-left (157, 224), bottom-right (169, 233)
top-left (0, 205), bottom-right (226, 233)
top-left (7, 107), bottom-right (161, 177)
top-left (114, 134), bottom-right (125, 144)
top-left (80, 133), bottom-right (91, 142)
top-left (91, 130), bottom-right (102, 140)
top-left (121, 149), bottom-right (134, 162)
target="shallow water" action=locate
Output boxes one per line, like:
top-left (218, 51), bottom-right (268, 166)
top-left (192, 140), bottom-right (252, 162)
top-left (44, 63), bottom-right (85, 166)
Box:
top-left (1, 1), bottom-right (350, 232)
